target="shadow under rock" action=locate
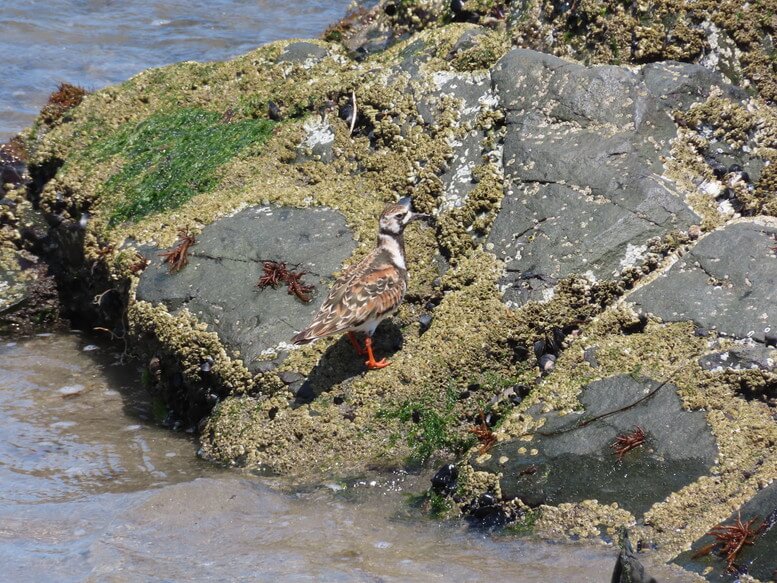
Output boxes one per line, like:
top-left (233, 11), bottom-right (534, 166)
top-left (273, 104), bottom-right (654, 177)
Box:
top-left (294, 320), bottom-right (404, 404)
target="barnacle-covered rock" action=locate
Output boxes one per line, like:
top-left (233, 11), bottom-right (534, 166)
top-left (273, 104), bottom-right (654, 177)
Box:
top-left (470, 375), bottom-right (718, 516)
top-left (675, 482), bottom-right (777, 581)
top-left (630, 221), bottom-right (777, 344)
top-left (10, 7), bottom-right (777, 581)
top-left (136, 205), bottom-right (356, 373)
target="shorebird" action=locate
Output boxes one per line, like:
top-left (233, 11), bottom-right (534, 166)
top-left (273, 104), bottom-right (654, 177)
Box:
top-left (292, 196), bottom-right (430, 369)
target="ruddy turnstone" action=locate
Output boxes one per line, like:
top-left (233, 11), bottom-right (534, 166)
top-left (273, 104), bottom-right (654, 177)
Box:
top-left (292, 196), bottom-right (429, 369)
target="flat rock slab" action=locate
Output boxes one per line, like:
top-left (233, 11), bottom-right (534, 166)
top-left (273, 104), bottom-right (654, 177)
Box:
top-left (472, 375), bottom-right (717, 517)
top-left (136, 206), bottom-right (356, 372)
top-left (675, 482), bottom-right (777, 580)
top-left (487, 51), bottom-right (745, 305)
top-left (630, 221), bottom-right (777, 343)
top-left (699, 346), bottom-right (776, 372)
top-left (277, 41), bottom-right (329, 66)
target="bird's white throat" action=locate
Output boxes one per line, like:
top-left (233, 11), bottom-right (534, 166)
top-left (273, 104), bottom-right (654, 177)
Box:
top-left (377, 233), bottom-right (406, 270)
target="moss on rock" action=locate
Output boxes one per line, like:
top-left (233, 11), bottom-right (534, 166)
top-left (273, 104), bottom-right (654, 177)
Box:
top-left (84, 109), bottom-right (274, 224)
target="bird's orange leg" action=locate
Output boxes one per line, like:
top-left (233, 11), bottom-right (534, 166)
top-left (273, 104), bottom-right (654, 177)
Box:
top-left (347, 332), bottom-right (367, 356)
top-left (364, 337), bottom-right (390, 369)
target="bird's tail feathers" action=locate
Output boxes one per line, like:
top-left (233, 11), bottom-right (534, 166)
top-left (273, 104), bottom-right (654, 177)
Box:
top-left (291, 329), bottom-right (317, 345)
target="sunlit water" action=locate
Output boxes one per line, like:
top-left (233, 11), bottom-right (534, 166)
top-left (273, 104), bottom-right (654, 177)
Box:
top-left (0, 0), bottom-right (351, 140)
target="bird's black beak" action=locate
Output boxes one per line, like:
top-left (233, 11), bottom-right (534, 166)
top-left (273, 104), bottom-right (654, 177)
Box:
top-left (398, 196), bottom-right (435, 224)
top-left (409, 211), bottom-right (434, 224)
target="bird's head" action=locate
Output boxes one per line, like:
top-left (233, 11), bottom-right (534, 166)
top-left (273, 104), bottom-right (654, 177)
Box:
top-left (378, 196), bottom-right (432, 236)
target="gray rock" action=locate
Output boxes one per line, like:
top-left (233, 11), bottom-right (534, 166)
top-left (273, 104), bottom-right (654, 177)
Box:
top-left (612, 530), bottom-right (657, 583)
top-left (447, 27), bottom-right (491, 56)
top-left (432, 70), bottom-right (497, 214)
top-left (418, 313), bottom-right (433, 333)
top-left (639, 61), bottom-right (746, 111)
top-left (642, 62), bottom-right (765, 187)
top-left (278, 371), bottom-right (305, 385)
top-left (136, 205), bottom-right (356, 372)
top-left (380, 29), bottom-right (502, 221)
top-left (675, 481), bottom-right (777, 581)
top-left (295, 116), bottom-right (335, 163)
top-left (489, 50), bottom-right (714, 306)
top-left (472, 375), bottom-right (717, 516)
top-left (699, 346), bottom-right (776, 372)
top-left (389, 39), bottom-right (434, 78)
top-left (630, 222), bottom-right (777, 344)
top-left (276, 42), bottom-right (328, 67)
top-left (253, 360), bottom-right (276, 374)
top-left (583, 346), bottom-right (600, 368)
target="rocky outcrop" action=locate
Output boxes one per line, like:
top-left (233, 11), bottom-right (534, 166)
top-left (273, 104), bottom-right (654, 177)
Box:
top-left (9, 10), bottom-right (777, 582)
top-left (333, 0), bottom-right (777, 104)
top-left (0, 148), bottom-right (60, 334)
top-left (136, 205), bottom-right (356, 374)
top-left (488, 52), bottom-right (735, 305)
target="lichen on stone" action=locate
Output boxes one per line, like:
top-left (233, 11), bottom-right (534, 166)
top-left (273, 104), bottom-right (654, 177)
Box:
top-left (534, 500), bottom-right (635, 541)
top-left (128, 300), bottom-right (256, 394)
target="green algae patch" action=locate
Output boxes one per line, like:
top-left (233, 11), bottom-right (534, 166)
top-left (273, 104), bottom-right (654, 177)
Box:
top-left (377, 383), bottom-right (474, 463)
top-left (84, 109), bottom-right (274, 225)
top-left (503, 507), bottom-right (541, 536)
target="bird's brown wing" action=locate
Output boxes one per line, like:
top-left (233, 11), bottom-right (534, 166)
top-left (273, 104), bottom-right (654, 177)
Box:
top-left (292, 251), bottom-right (405, 344)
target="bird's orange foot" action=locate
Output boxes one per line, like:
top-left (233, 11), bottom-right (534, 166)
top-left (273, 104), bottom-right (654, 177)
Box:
top-left (363, 337), bottom-right (389, 370)
top-left (365, 357), bottom-right (391, 370)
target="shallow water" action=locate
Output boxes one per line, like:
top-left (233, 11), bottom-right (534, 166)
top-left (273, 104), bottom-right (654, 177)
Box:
top-left (0, 0), bottom-right (351, 140)
top-left (0, 334), bottom-right (692, 582)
